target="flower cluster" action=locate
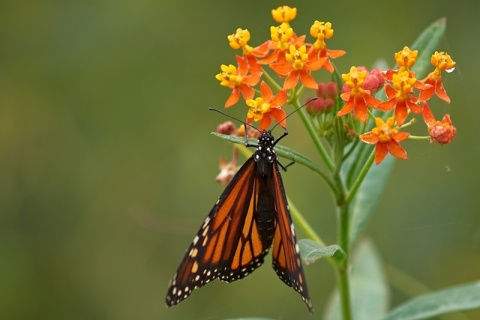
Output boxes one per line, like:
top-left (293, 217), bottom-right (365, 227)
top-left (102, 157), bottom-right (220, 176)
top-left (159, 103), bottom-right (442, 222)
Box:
top-left (215, 5), bottom-right (457, 166)
top-left (353, 48), bottom-right (457, 163)
top-left (215, 5), bottom-right (345, 132)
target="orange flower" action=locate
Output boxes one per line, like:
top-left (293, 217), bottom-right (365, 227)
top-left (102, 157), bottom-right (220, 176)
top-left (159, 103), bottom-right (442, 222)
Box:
top-left (308, 21), bottom-right (345, 73)
top-left (376, 70), bottom-right (426, 126)
top-left (236, 124), bottom-right (260, 139)
top-left (419, 51), bottom-right (456, 103)
top-left (422, 103), bottom-right (457, 144)
top-left (258, 22), bottom-right (306, 65)
top-left (227, 28), bottom-right (269, 73)
top-left (271, 5), bottom-right (297, 24)
top-left (359, 117), bottom-right (410, 164)
top-left (246, 81), bottom-right (287, 131)
top-left (395, 46), bottom-right (418, 71)
top-left (337, 66), bottom-right (382, 123)
top-left (269, 44), bottom-right (324, 89)
top-left (215, 55), bottom-right (262, 107)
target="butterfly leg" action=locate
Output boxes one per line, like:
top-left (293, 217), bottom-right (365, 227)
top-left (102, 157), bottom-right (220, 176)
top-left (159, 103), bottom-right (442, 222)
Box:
top-left (277, 159), bottom-right (295, 172)
top-left (273, 128), bottom-right (289, 146)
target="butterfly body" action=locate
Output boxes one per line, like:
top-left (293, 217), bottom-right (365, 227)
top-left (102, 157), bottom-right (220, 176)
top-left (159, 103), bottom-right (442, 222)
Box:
top-left (165, 130), bottom-right (312, 312)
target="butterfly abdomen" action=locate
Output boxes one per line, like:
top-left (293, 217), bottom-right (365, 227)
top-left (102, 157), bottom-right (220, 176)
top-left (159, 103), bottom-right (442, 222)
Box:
top-left (255, 175), bottom-right (277, 248)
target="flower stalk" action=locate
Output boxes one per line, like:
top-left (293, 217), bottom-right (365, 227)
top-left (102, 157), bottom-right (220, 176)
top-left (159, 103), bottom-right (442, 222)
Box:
top-left (212, 5), bottom-right (457, 318)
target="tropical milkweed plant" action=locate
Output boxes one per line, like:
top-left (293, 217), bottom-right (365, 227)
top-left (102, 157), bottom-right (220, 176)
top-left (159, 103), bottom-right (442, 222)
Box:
top-left (173, 5), bottom-right (480, 320)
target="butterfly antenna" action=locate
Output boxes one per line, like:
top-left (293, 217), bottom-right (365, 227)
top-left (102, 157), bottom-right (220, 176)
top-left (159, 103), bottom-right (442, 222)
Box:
top-left (271, 97), bottom-right (318, 131)
top-left (208, 107), bottom-right (260, 134)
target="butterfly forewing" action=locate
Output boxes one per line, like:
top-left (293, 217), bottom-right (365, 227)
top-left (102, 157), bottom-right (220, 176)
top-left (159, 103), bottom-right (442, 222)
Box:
top-left (165, 157), bottom-right (271, 307)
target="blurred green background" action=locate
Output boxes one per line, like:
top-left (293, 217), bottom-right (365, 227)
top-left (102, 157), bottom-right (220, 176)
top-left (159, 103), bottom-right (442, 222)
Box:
top-left (1, 0), bottom-right (479, 319)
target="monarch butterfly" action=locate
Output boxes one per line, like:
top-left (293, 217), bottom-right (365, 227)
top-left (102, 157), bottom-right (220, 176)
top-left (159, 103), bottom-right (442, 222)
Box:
top-left (165, 121), bottom-right (312, 312)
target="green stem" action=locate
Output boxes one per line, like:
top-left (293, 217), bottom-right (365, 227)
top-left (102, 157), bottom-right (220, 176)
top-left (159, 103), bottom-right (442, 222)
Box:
top-left (288, 198), bottom-right (325, 247)
top-left (294, 100), bottom-right (335, 172)
top-left (288, 186), bottom-right (340, 268)
top-left (332, 145), bottom-right (352, 319)
top-left (408, 135), bottom-right (431, 141)
top-left (336, 203), bottom-right (352, 320)
top-left (345, 148), bottom-right (375, 204)
top-left (261, 67), bottom-right (283, 92)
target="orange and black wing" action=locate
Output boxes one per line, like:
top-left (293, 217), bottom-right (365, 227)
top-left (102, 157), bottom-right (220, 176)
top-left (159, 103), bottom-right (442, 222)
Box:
top-left (271, 164), bottom-right (313, 312)
top-left (165, 157), bottom-right (271, 307)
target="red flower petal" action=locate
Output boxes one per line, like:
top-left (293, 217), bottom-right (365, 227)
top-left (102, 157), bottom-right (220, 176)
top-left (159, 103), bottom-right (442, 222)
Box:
top-left (337, 98), bottom-right (355, 117)
top-left (271, 89), bottom-right (287, 107)
top-left (258, 50), bottom-right (278, 65)
top-left (258, 114), bottom-right (272, 131)
top-left (359, 132), bottom-right (379, 144)
top-left (364, 93), bottom-right (382, 107)
top-left (419, 86), bottom-right (434, 102)
top-left (305, 57), bottom-right (327, 71)
top-left (243, 72), bottom-right (262, 86)
top-left (340, 92), bottom-right (351, 102)
top-left (406, 98), bottom-right (422, 114)
top-left (269, 62), bottom-right (292, 76)
top-left (353, 98), bottom-right (368, 123)
top-left (259, 81), bottom-right (273, 101)
top-left (246, 55), bottom-right (262, 74)
top-left (393, 131), bottom-right (410, 142)
top-left (387, 140), bottom-right (408, 160)
top-left (253, 40), bottom-right (271, 57)
top-left (322, 59), bottom-right (334, 73)
top-left (384, 85), bottom-right (396, 99)
top-left (236, 55), bottom-right (249, 76)
top-left (435, 80), bottom-right (451, 103)
top-left (422, 103), bottom-right (436, 127)
top-left (376, 98), bottom-right (396, 111)
top-left (270, 108), bottom-right (287, 128)
top-left (374, 143), bottom-right (389, 164)
top-left (239, 84), bottom-right (255, 101)
top-left (299, 70), bottom-right (319, 89)
top-left (284, 71), bottom-right (299, 89)
top-left (225, 89), bottom-right (240, 107)
top-left (327, 49), bottom-right (346, 58)
top-left (394, 101), bottom-right (408, 126)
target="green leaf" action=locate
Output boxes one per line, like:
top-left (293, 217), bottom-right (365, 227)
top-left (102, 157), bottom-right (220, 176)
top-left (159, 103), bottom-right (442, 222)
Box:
top-left (383, 281), bottom-right (480, 320)
top-left (324, 239), bottom-right (390, 320)
top-left (298, 239), bottom-right (345, 265)
top-left (410, 17), bottom-right (447, 78)
top-left (211, 133), bottom-right (328, 181)
top-left (348, 154), bottom-right (396, 247)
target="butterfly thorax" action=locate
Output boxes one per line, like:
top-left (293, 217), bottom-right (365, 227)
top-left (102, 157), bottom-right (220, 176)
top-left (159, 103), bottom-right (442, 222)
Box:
top-left (253, 131), bottom-right (277, 177)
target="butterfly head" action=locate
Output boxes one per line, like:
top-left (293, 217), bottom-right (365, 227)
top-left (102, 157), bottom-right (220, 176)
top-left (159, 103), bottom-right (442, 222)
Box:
top-left (252, 131), bottom-right (277, 178)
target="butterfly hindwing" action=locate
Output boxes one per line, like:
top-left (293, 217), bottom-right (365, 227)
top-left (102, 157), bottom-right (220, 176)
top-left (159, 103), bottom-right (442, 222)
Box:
top-left (271, 163), bottom-right (313, 312)
top-left (165, 157), bottom-right (272, 307)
